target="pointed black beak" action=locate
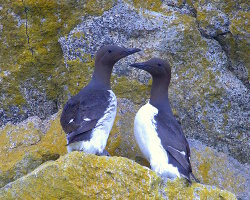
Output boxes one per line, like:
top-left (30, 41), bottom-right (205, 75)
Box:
top-left (130, 62), bottom-right (154, 74)
top-left (124, 48), bottom-right (141, 55)
top-left (130, 62), bottom-right (148, 70)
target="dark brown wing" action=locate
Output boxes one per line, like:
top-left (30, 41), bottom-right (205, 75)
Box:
top-left (60, 89), bottom-right (111, 144)
top-left (155, 111), bottom-right (192, 178)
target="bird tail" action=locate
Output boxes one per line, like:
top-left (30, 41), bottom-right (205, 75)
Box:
top-left (191, 172), bottom-right (200, 183)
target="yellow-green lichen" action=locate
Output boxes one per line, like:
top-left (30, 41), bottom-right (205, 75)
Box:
top-left (0, 151), bottom-right (236, 199)
top-left (112, 76), bottom-right (151, 105)
top-left (165, 179), bottom-right (236, 200)
top-left (85, 0), bottom-right (116, 15)
top-left (0, 112), bottom-right (67, 188)
top-left (196, 8), bottom-right (228, 35)
top-left (0, 0), bottom-right (115, 111)
top-left (0, 152), bottom-right (162, 199)
top-left (106, 107), bottom-right (142, 160)
top-left (55, 55), bottom-right (94, 99)
top-left (165, 179), bottom-right (194, 200)
top-left (106, 112), bottom-right (122, 155)
top-left (132, 0), bottom-right (163, 12)
top-left (191, 147), bottom-right (246, 196)
top-left (167, 13), bottom-right (225, 112)
top-left (193, 1), bottom-right (249, 84)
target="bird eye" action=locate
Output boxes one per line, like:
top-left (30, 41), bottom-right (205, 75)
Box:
top-left (157, 63), bottom-right (162, 66)
top-left (108, 50), bottom-right (112, 53)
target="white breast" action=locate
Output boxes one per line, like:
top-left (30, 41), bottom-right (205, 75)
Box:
top-left (67, 90), bottom-right (117, 154)
top-left (134, 103), bottom-right (180, 179)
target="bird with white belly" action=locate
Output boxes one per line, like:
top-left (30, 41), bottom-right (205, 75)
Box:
top-left (130, 58), bottom-right (199, 183)
top-left (60, 45), bottom-right (140, 155)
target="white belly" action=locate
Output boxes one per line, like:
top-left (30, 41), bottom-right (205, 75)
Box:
top-left (134, 103), bottom-right (180, 178)
top-left (67, 90), bottom-right (117, 154)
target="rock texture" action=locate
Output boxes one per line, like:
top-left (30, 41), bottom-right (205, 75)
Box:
top-left (0, 111), bottom-right (248, 199)
top-left (0, 0), bottom-right (249, 199)
top-left (0, 112), bottom-right (67, 188)
top-left (194, 0), bottom-right (249, 87)
top-left (0, 0), bottom-right (116, 125)
top-left (59, 0), bottom-right (250, 163)
top-left (189, 139), bottom-right (250, 200)
top-left (0, 152), bottom-right (236, 200)
top-left (1, 0), bottom-right (248, 164)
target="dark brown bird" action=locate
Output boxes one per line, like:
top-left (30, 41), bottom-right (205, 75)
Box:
top-left (60, 45), bottom-right (140, 155)
top-left (130, 58), bottom-right (199, 183)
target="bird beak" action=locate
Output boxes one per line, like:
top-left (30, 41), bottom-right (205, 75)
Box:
top-left (130, 62), bottom-right (150, 70)
top-left (124, 48), bottom-right (141, 55)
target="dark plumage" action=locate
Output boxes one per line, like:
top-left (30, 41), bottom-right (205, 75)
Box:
top-left (130, 58), bottom-right (199, 183)
top-left (60, 45), bottom-right (140, 155)
top-left (60, 89), bottom-right (110, 144)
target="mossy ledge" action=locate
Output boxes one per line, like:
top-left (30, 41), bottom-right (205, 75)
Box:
top-left (0, 152), bottom-right (236, 199)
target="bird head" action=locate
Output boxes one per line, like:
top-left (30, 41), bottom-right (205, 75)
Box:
top-left (130, 58), bottom-right (171, 83)
top-left (95, 45), bottom-right (141, 66)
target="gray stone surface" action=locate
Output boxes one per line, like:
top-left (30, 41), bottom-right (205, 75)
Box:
top-left (59, 0), bottom-right (249, 163)
top-left (189, 139), bottom-right (250, 200)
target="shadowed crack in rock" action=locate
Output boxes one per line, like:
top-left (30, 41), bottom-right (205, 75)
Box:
top-left (22, 0), bottom-right (34, 56)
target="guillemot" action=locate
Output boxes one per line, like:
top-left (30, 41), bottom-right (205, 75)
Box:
top-left (60, 45), bottom-right (140, 155)
top-left (130, 58), bottom-right (199, 183)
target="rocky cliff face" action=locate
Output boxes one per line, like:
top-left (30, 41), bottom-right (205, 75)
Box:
top-left (0, 151), bottom-right (237, 200)
top-left (0, 0), bottom-right (249, 164)
top-left (0, 0), bottom-right (249, 199)
top-left (0, 113), bottom-right (248, 199)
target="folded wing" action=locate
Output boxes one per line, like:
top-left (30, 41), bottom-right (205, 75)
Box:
top-left (60, 90), bottom-right (111, 144)
top-left (154, 111), bottom-right (192, 179)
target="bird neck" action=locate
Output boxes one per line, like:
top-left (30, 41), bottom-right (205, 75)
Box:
top-left (89, 63), bottom-right (113, 90)
top-left (149, 78), bottom-right (172, 114)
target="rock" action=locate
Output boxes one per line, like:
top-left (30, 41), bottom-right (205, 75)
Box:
top-left (0, 0), bottom-right (115, 126)
top-left (189, 139), bottom-right (250, 200)
top-left (0, 112), bottom-right (67, 188)
top-left (106, 98), bottom-right (143, 160)
top-left (0, 152), bottom-right (236, 200)
top-left (0, 0), bottom-right (248, 165)
top-left (58, 0), bottom-right (249, 164)
top-left (193, 0), bottom-right (249, 87)
top-left (0, 0), bottom-right (248, 198)
top-left (0, 109), bottom-right (246, 198)
top-left (120, 136), bottom-right (249, 199)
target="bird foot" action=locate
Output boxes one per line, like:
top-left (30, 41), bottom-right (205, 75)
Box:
top-left (96, 149), bottom-right (110, 156)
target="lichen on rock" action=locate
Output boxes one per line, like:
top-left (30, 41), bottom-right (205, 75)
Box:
top-left (0, 152), bottom-right (237, 200)
top-left (0, 0), bottom-right (249, 199)
top-left (193, 0), bottom-right (250, 86)
top-left (0, 0), bottom-right (116, 126)
top-left (189, 139), bottom-right (249, 200)
top-left (0, 112), bottom-right (67, 188)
